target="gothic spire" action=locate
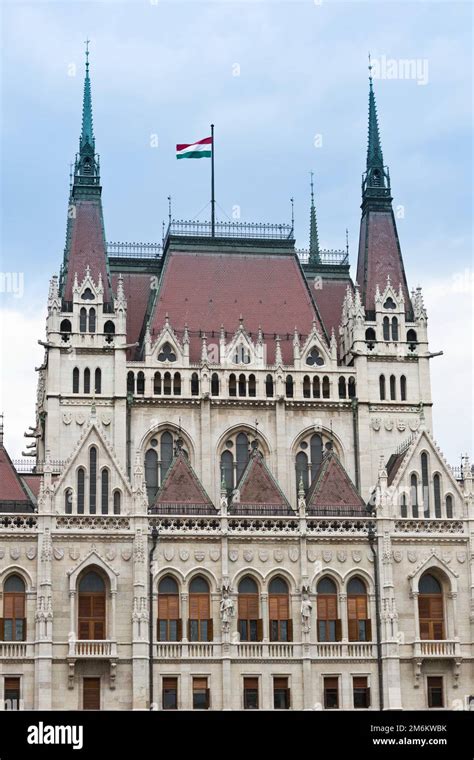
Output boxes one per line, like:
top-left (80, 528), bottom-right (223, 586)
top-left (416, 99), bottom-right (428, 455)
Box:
top-left (367, 57), bottom-right (383, 173)
top-left (80, 39), bottom-right (94, 152)
top-left (362, 56), bottom-right (391, 209)
top-left (309, 172), bottom-right (321, 265)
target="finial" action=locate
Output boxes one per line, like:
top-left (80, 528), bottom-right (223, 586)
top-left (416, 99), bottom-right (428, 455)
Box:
top-left (309, 172), bottom-right (321, 264)
top-left (167, 195), bottom-right (172, 225)
top-left (0, 412), bottom-right (3, 446)
top-left (85, 38), bottom-right (90, 70)
top-left (368, 51), bottom-right (373, 83)
top-left (345, 228), bottom-right (349, 255)
top-left (290, 197), bottom-right (294, 235)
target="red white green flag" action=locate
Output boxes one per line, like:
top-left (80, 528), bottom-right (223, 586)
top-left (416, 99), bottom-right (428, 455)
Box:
top-left (176, 136), bottom-right (212, 159)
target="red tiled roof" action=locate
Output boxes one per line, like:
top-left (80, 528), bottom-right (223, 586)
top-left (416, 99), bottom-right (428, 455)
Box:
top-left (233, 451), bottom-right (291, 510)
top-left (150, 251), bottom-right (322, 364)
top-left (0, 446), bottom-right (31, 503)
top-left (356, 209), bottom-right (411, 313)
top-left (386, 452), bottom-right (406, 486)
top-left (315, 279), bottom-right (351, 341)
top-left (111, 273), bottom-right (151, 359)
top-left (63, 200), bottom-right (111, 301)
top-left (307, 451), bottom-right (366, 512)
top-left (21, 474), bottom-right (42, 499)
top-left (154, 450), bottom-right (215, 509)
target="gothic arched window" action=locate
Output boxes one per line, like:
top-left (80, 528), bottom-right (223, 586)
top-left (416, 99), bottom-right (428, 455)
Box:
top-left (317, 577), bottom-right (340, 642)
top-left (229, 373), bottom-right (237, 397)
top-left (145, 449), bottom-right (158, 505)
top-left (94, 368), bottom-right (101, 394)
top-left (220, 432), bottom-right (251, 494)
top-left (211, 373), bottom-right (219, 396)
top-left (421, 452), bottom-right (430, 517)
top-left (191, 373), bottom-right (199, 396)
top-left (77, 468), bottom-right (85, 514)
top-left (101, 469), bottom-right (109, 515)
top-left (89, 447), bottom-right (97, 515)
top-left (80, 308), bottom-right (87, 333)
top-left (338, 377), bottom-right (346, 399)
top-left (189, 576), bottom-right (211, 642)
top-left (78, 571), bottom-right (106, 640)
top-left (238, 576), bottom-right (261, 642)
top-left (154, 372), bottom-right (161, 395)
top-left (418, 573), bottom-right (444, 640)
top-left (65, 488), bottom-right (73, 514)
top-left (238, 373), bottom-right (246, 397)
top-left (73, 367), bottom-right (80, 394)
top-left (390, 375), bottom-right (396, 400)
top-left (269, 577), bottom-right (291, 642)
top-left (445, 495), bottom-right (453, 518)
top-left (113, 490), bottom-right (121, 515)
top-left (400, 375), bottom-right (407, 401)
top-left (391, 317), bottom-right (399, 341)
top-left (88, 308), bottom-right (96, 333)
top-left (433, 474), bottom-right (441, 518)
top-left (3, 575), bottom-right (26, 642)
top-left (127, 371), bottom-right (135, 394)
top-left (347, 577), bottom-right (370, 642)
top-left (348, 377), bottom-right (356, 398)
top-left (173, 372), bottom-right (181, 396)
top-left (313, 376), bottom-right (321, 398)
top-left (248, 374), bottom-right (256, 397)
top-left (294, 432), bottom-right (332, 496)
top-left (158, 576), bottom-right (181, 641)
top-left (136, 371), bottom-right (145, 395)
top-left (379, 375), bottom-right (386, 400)
top-left (163, 371), bottom-right (172, 395)
top-left (84, 368), bottom-right (91, 394)
top-left (322, 376), bottom-right (330, 399)
top-left (265, 374), bottom-right (274, 398)
top-left (383, 317), bottom-right (390, 341)
top-left (410, 473), bottom-right (418, 518)
top-left (285, 375), bottom-right (294, 398)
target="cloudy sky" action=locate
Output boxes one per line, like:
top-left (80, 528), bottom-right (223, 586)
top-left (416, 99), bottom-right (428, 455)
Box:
top-left (0, 0), bottom-right (472, 464)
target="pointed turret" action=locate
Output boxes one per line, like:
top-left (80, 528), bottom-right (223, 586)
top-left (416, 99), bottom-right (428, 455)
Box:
top-left (309, 172), bottom-right (321, 265)
top-left (356, 63), bottom-right (412, 318)
top-left (60, 43), bottom-right (111, 303)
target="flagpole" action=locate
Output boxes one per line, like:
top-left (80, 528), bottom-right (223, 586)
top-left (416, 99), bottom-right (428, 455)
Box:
top-left (211, 123), bottom-right (215, 237)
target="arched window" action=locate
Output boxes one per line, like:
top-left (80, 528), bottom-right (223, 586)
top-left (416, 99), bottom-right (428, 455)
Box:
top-left (158, 576), bottom-right (181, 641)
top-left (418, 573), bottom-right (444, 640)
top-left (220, 432), bottom-right (251, 494)
top-left (265, 374), bottom-right (274, 398)
top-left (60, 318), bottom-right (72, 342)
top-left (233, 344), bottom-right (250, 364)
top-left (163, 372), bottom-right (172, 396)
top-left (338, 377), bottom-right (346, 399)
top-left (211, 373), bottom-right (219, 396)
top-left (80, 307), bottom-right (87, 332)
top-left (383, 317), bottom-right (390, 341)
top-left (433, 474), bottom-right (441, 518)
top-left (173, 372), bottom-right (181, 396)
top-left (421, 452), bottom-right (430, 517)
top-left (391, 317), bottom-right (399, 341)
top-left (104, 320), bottom-right (115, 343)
top-left (390, 375), bottom-right (396, 400)
top-left (322, 376), bottom-right (330, 399)
top-left (229, 374), bottom-right (237, 397)
top-left (158, 342), bottom-right (176, 362)
top-left (84, 368), bottom-right (91, 394)
top-left (154, 372), bottom-right (161, 395)
top-left (238, 577), bottom-right (261, 642)
top-left (310, 434), bottom-right (323, 482)
top-left (313, 376), bottom-right (321, 398)
top-left (365, 327), bottom-right (376, 348)
top-left (3, 575), bottom-right (26, 641)
top-left (238, 373), bottom-right (247, 397)
top-left (136, 371), bottom-right (145, 395)
top-left (410, 474), bottom-right (419, 518)
top-left (113, 490), bottom-right (121, 515)
top-left (145, 449), bottom-right (158, 505)
top-left (248, 374), bottom-right (256, 398)
top-left (89, 447), bottom-right (97, 514)
top-left (446, 495), bottom-right (453, 519)
top-left (220, 450), bottom-right (234, 496)
top-left (400, 375), bottom-right (407, 401)
top-left (401, 493), bottom-right (407, 518)
top-left (94, 368), bottom-right (101, 394)
top-left (407, 328), bottom-right (418, 351)
top-left (191, 373), bottom-right (199, 396)
top-left (317, 577), bottom-right (340, 642)
top-left (269, 577), bottom-right (291, 642)
top-left (295, 451), bottom-right (309, 494)
top-left (160, 432), bottom-right (173, 483)
top-left (73, 367), bottom-right (80, 394)
top-left (303, 376), bottom-right (311, 399)
top-left (285, 375), bottom-right (294, 398)
top-left (189, 576), bottom-right (211, 642)
top-left (127, 371), bottom-right (135, 394)
top-left (305, 347), bottom-right (324, 367)
top-left (348, 377), bottom-right (356, 399)
top-left (101, 469), bottom-right (109, 515)
top-left (88, 308), bottom-right (96, 333)
top-left (65, 488), bottom-right (73, 514)
top-left (78, 571), bottom-right (106, 640)
top-left (77, 468), bottom-right (85, 514)
top-left (379, 375), bottom-right (386, 400)
top-left (236, 432), bottom-right (250, 483)
top-left (347, 577), bottom-right (371, 642)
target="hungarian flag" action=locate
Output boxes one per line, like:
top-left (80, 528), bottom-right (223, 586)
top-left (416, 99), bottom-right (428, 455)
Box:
top-left (176, 136), bottom-right (212, 159)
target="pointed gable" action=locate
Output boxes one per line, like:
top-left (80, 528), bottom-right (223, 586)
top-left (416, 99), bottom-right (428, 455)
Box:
top-left (153, 450), bottom-right (216, 514)
top-left (231, 450), bottom-right (293, 515)
top-left (306, 451), bottom-right (366, 516)
top-left (0, 444), bottom-right (34, 512)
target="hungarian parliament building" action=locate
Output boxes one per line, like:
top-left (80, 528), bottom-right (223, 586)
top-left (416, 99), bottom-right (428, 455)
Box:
top-left (0, 53), bottom-right (472, 712)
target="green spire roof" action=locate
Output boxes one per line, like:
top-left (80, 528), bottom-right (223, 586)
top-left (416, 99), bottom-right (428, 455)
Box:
top-left (309, 171), bottom-right (321, 265)
top-left (80, 41), bottom-right (94, 151)
top-left (367, 74), bottom-right (383, 171)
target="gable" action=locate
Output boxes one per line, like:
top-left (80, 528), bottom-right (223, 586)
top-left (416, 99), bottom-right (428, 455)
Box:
top-left (307, 452), bottom-right (366, 514)
top-left (154, 451), bottom-right (215, 512)
top-left (233, 451), bottom-right (291, 512)
top-left (0, 445), bottom-right (33, 508)
top-left (388, 430), bottom-right (463, 499)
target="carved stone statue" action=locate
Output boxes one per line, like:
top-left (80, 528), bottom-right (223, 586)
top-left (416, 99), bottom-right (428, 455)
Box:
top-left (301, 594), bottom-right (313, 632)
top-left (220, 590), bottom-right (235, 632)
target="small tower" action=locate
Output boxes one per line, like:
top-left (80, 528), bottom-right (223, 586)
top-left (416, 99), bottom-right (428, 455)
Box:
top-left (308, 172), bottom-right (321, 265)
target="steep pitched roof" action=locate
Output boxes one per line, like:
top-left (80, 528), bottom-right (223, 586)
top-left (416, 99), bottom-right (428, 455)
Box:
top-left (231, 450), bottom-right (293, 514)
top-left (314, 278), bottom-right (351, 341)
top-left (152, 450), bottom-right (216, 514)
top-left (111, 272), bottom-right (152, 358)
top-left (149, 249), bottom-right (323, 364)
top-left (306, 451), bottom-right (366, 515)
top-left (62, 200), bottom-right (111, 301)
top-left (0, 444), bottom-right (34, 511)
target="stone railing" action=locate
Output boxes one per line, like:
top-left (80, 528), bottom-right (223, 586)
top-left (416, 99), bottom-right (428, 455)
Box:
top-left (149, 516), bottom-right (221, 535)
top-left (394, 520), bottom-right (464, 534)
top-left (227, 517), bottom-right (300, 535)
top-left (306, 519), bottom-right (374, 536)
top-left (154, 640), bottom-right (375, 660)
top-left (0, 642), bottom-right (32, 659)
top-left (0, 515), bottom-right (38, 530)
top-left (414, 640), bottom-right (460, 658)
top-left (69, 639), bottom-right (118, 658)
top-left (55, 516), bottom-right (130, 531)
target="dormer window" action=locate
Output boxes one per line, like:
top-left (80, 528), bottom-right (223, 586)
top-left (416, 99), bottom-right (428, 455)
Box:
top-left (233, 345), bottom-right (251, 364)
top-left (81, 288), bottom-right (94, 301)
top-left (305, 348), bottom-right (324, 367)
top-left (158, 342), bottom-right (176, 362)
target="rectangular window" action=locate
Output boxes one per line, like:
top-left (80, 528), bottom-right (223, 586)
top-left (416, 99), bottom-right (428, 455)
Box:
top-left (4, 677), bottom-right (20, 710)
top-left (273, 677), bottom-right (290, 709)
top-left (427, 677), bottom-right (444, 708)
top-left (353, 676), bottom-right (370, 709)
top-left (192, 677), bottom-right (209, 710)
top-left (162, 677), bottom-right (178, 710)
top-left (243, 677), bottom-right (259, 710)
top-left (324, 676), bottom-right (339, 709)
top-left (83, 677), bottom-right (101, 710)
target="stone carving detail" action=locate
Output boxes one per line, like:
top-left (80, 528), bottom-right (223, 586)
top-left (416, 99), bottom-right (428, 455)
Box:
top-left (456, 551), bottom-right (466, 564)
top-left (53, 548), bottom-right (64, 560)
top-left (26, 546), bottom-right (37, 560)
top-left (228, 549), bottom-right (239, 562)
top-left (0, 548), bottom-right (4, 560)
top-left (121, 548), bottom-right (132, 561)
top-left (220, 591), bottom-right (235, 633)
top-left (337, 550), bottom-right (346, 563)
top-left (134, 530), bottom-right (145, 563)
top-left (288, 547), bottom-right (299, 562)
top-left (351, 550), bottom-right (362, 563)
top-left (106, 548), bottom-right (116, 562)
top-left (101, 414), bottom-right (111, 426)
top-left (371, 418), bottom-right (381, 431)
top-left (209, 549), bottom-right (220, 562)
top-left (194, 550), bottom-right (205, 562)
top-left (76, 413), bottom-right (85, 426)
top-left (69, 548), bottom-right (80, 561)
top-left (393, 550), bottom-right (403, 563)
top-left (10, 547), bottom-right (20, 560)
top-left (407, 550), bottom-right (418, 563)
top-left (163, 547), bottom-right (174, 562)
top-left (307, 549), bottom-right (318, 562)
top-left (41, 529), bottom-right (52, 561)
top-left (62, 412), bottom-right (72, 425)
top-left (179, 548), bottom-right (190, 561)
top-left (301, 593), bottom-right (313, 633)
top-left (243, 549), bottom-right (254, 562)
top-left (274, 549), bottom-right (284, 562)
